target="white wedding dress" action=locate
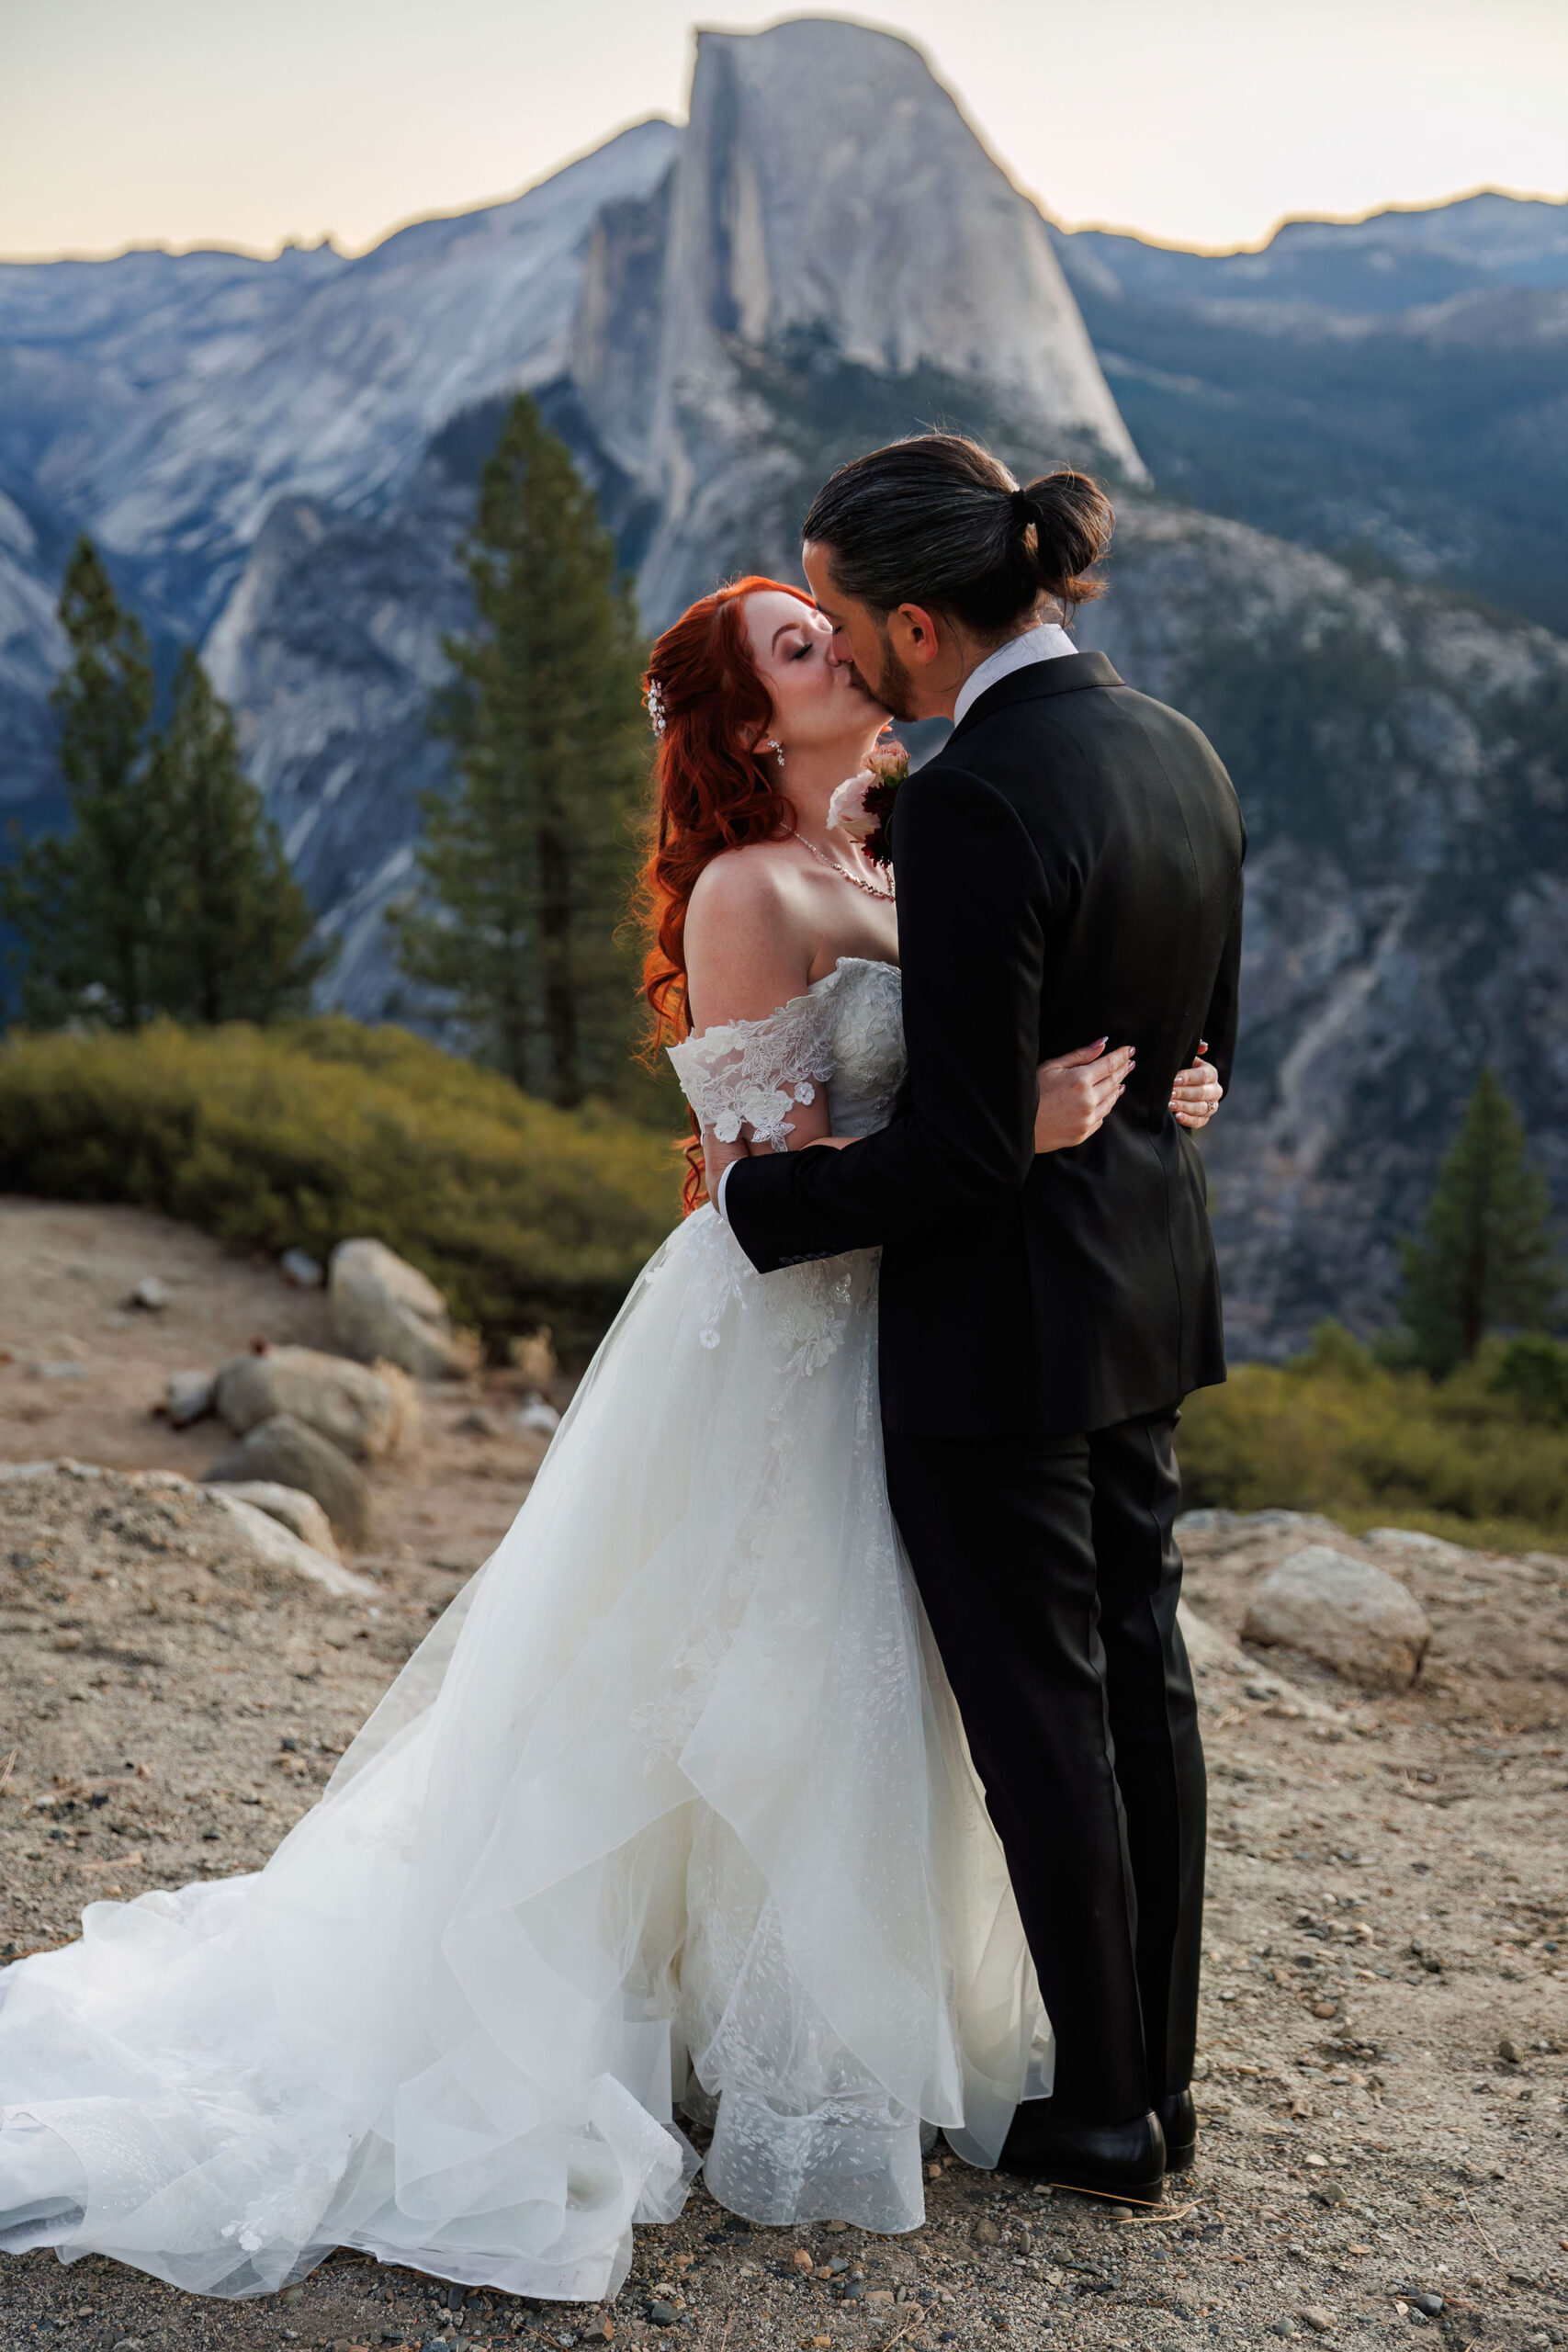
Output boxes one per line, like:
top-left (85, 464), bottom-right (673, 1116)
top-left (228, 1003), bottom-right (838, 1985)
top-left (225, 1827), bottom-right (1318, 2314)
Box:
top-left (0, 956), bottom-right (1048, 2305)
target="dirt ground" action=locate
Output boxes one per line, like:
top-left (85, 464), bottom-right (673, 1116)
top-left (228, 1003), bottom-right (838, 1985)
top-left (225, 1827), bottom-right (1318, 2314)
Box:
top-left (2, 1201), bottom-right (1565, 2352)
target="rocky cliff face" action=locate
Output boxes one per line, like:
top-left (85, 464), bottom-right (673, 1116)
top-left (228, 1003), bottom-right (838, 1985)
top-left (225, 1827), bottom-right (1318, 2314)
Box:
top-left (1078, 499), bottom-right (1568, 1355)
top-left (3, 20), bottom-right (1565, 1355)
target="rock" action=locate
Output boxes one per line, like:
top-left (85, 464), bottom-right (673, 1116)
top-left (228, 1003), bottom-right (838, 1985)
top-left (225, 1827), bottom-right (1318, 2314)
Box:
top-left (1362, 1527), bottom-right (1471, 1566)
top-left (1179, 1508), bottom-right (1345, 1550)
top-left (1176, 1599), bottom-right (1341, 1719)
top-left (1410, 2296), bottom-right (1444, 2318)
top-left (1498, 2037), bottom-right (1523, 2064)
top-left (1267, 2323), bottom-right (1297, 2339)
top-left (516, 1396), bottom-right (561, 1438)
top-left (1242, 1545), bottom-right (1432, 1690)
top-left (972, 2219), bottom-right (1002, 2248)
top-left (329, 1238), bottom-right (471, 1380)
top-left (204, 1413), bottom-right (372, 1547)
top-left (207, 1487), bottom-right (375, 1599)
top-left (161, 1369), bottom-right (216, 1428)
top-left (214, 1344), bottom-right (414, 1461)
top-left (215, 1480), bottom-right (341, 1560)
top-left (129, 1275), bottom-right (170, 1311)
top-left (279, 1247), bottom-right (325, 1288)
top-left (1301, 2310), bottom-right (1337, 2335)
top-left (645, 2304), bottom-right (678, 2328)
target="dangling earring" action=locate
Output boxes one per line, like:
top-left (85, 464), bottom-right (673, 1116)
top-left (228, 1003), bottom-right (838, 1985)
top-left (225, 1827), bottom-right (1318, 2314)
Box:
top-left (762, 737), bottom-right (785, 769)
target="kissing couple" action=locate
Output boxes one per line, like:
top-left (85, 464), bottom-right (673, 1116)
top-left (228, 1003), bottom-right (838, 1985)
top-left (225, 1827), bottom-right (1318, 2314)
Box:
top-left (0, 433), bottom-right (1245, 2304)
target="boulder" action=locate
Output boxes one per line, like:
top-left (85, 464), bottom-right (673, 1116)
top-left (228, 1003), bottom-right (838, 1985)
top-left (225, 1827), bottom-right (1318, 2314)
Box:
top-left (213, 1344), bottom-right (414, 1460)
top-left (328, 1238), bottom-right (470, 1379)
top-left (207, 1489), bottom-right (376, 1600)
top-left (279, 1247), bottom-right (324, 1288)
top-left (203, 1413), bottom-right (371, 1548)
top-left (161, 1369), bottom-right (215, 1428)
top-left (213, 1479), bottom-right (341, 1561)
top-left (1243, 1544), bottom-right (1432, 1690)
top-left (515, 1396), bottom-right (561, 1439)
top-left (1363, 1526), bottom-right (1472, 1568)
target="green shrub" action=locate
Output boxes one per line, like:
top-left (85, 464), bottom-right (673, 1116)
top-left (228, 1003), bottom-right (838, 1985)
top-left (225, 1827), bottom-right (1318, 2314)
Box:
top-left (1180, 1320), bottom-right (1568, 1555)
top-left (1480, 1333), bottom-right (1568, 1426)
top-left (0, 1019), bottom-right (683, 1356)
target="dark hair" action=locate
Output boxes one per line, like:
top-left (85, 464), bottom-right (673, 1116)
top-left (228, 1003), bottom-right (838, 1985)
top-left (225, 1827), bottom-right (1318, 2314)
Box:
top-left (802, 432), bottom-right (1113, 637)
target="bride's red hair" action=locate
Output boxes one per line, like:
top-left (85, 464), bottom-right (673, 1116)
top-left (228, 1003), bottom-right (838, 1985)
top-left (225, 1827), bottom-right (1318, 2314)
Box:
top-left (636, 575), bottom-right (812, 1209)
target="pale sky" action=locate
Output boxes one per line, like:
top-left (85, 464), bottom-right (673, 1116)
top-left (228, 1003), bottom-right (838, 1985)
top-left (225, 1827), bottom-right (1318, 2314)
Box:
top-left (2, 0), bottom-right (1564, 263)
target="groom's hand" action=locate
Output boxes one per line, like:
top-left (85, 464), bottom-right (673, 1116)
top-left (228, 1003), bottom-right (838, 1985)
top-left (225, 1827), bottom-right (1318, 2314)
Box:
top-left (1034, 1039), bottom-right (1133, 1152)
top-left (1170, 1042), bottom-right (1224, 1129)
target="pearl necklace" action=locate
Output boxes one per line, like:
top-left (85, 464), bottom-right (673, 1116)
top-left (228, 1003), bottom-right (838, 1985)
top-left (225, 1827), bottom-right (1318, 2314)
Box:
top-left (785, 827), bottom-right (896, 902)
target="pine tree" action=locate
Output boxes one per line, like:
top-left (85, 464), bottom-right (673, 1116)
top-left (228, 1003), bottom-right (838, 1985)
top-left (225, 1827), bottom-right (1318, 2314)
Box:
top-left (390, 396), bottom-right (649, 1105)
top-left (1396, 1069), bottom-right (1562, 1375)
top-left (149, 648), bottom-right (330, 1023)
top-left (2, 537), bottom-right (158, 1027)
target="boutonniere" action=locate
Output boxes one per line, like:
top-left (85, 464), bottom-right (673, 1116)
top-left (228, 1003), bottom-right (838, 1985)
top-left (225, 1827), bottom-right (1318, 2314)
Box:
top-left (826, 739), bottom-right (909, 868)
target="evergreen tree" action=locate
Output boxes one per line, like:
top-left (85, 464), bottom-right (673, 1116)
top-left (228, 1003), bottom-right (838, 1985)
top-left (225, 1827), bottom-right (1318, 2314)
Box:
top-left (149, 648), bottom-right (329, 1023)
top-left (2, 537), bottom-right (158, 1027)
top-left (390, 395), bottom-right (648, 1105)
top-left (1396, 1069), bottom-right (1562, 1375)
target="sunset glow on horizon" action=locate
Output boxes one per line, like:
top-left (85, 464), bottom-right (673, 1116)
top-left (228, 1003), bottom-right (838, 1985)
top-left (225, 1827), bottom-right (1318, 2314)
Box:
top-left (3, 0), bottom-right (1564, 266)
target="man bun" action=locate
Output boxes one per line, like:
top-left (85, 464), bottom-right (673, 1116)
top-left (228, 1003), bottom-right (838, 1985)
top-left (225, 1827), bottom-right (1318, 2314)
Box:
top-left (1012, 470), bottom-right (1114, 608)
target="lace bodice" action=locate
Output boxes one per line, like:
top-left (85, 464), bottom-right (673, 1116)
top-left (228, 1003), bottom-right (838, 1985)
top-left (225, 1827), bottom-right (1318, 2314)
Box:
top-left (668, 957), bottom-right (904, 1150)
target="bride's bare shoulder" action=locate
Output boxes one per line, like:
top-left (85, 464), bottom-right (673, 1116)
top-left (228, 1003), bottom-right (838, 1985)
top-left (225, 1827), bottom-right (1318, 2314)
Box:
top-left (684, 843), bottom-right (815, 1030)
top-left (685, 840), bottom-right (803, 934)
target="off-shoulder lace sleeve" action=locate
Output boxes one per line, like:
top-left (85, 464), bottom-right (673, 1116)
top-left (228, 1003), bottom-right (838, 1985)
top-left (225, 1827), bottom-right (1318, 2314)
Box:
top-left (668, 985), bottom-right (838, 1152)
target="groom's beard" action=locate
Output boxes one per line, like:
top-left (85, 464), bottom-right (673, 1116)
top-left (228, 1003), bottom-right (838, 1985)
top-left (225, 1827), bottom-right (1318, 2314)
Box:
top-left (862, 634), bottom-right (919, 724)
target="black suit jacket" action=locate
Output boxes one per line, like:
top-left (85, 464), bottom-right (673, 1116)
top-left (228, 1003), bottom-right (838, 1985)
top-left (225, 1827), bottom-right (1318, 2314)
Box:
top-left (723, 651), bottom-right (1246, 1437)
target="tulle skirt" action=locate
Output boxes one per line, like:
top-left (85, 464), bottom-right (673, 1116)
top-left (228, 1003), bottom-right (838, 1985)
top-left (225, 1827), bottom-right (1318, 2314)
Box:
top-left (0, 1208), bottom-right (1047, 2302)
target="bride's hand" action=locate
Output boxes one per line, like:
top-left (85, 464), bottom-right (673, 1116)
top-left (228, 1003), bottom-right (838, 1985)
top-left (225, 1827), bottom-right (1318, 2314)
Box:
top-left (1170, 1043), bottom-right (1224, 1130)
top-left (1035, 1039), bottom-right (1133, 1152)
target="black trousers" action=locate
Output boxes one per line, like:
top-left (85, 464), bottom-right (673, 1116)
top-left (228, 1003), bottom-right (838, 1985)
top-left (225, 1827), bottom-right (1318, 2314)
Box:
top-left (883, 1411), bottom-right (1205, 2124)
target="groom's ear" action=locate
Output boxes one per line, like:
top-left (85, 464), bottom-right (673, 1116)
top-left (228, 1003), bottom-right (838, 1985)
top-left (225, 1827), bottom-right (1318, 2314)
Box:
top-left (886, 603), bottom-right (944, 670)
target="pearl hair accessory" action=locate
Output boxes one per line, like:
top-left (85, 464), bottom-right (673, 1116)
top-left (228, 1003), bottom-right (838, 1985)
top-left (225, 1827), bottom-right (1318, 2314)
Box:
top-left (645, 681), bottom-right (667, 737)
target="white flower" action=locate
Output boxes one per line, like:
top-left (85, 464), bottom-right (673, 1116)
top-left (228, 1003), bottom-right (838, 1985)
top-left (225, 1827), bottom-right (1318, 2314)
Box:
top-left (827, 770), bottom-right (878, 840)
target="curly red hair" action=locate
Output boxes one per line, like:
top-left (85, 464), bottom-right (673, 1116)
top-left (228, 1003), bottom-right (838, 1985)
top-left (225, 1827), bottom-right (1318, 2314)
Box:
top-left (636, 576), bottom-right (812, 1209)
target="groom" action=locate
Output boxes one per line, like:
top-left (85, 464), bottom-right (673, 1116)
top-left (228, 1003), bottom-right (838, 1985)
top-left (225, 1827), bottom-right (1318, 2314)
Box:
top-left (722, 433), bottom-right (1245, 2200)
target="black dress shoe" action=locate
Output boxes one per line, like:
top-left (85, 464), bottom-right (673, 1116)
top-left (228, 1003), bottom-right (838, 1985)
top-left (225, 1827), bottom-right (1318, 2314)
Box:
top-left (997, 2102), bottom-right (1167, 2201)
top-left (1157, 2087), bottom-right (1197, 2172)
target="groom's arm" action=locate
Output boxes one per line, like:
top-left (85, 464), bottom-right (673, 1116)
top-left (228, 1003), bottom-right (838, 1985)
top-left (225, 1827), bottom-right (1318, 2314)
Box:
top-left (723, 763), bottom-right (1048, 1272)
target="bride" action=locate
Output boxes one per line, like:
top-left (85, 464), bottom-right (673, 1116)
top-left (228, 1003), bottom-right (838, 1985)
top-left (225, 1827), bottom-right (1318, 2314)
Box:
top-left (0, 576), bottom-right (1218, 2307)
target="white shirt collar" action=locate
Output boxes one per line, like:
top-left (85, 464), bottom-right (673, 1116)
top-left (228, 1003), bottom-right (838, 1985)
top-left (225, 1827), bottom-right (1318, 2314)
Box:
top-left (953, 621), bottom-right (1078, 728)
